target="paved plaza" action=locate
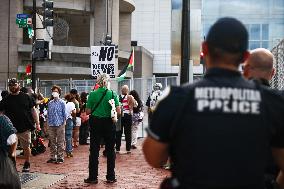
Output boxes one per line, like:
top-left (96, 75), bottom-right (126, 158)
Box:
top-left (16, 139), bottom-right (169, 189)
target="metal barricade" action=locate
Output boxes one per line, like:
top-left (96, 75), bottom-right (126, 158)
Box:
top-left (271, 39), bottom-right (284, 90)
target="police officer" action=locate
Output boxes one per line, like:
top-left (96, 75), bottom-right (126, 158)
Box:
top-left (143, 17), bottom-right (284, 189)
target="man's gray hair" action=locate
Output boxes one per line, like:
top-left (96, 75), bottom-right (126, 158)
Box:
top-left (96, 73), bottom-right (110, 87)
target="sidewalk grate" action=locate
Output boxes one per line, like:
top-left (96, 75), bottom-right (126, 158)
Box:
top-left (20, 173), bottom-right (39, 185)
top-left (20, 172), bottom-right (66, 189)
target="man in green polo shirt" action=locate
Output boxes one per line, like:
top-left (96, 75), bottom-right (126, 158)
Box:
top-left (84, 73), bottom-right (120, 184)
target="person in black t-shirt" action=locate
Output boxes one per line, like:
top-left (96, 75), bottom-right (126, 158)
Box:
top-left (143, 18), bottom-right (284, 189)
top-left (1, 78), bottom-right (40, 173)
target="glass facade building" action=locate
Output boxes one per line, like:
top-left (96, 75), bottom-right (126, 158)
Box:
top-left (202, 0), bottom-right (284, 50)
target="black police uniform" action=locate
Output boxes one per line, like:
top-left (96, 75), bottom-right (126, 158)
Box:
top-left (148, 68), bottom-right (284, 189)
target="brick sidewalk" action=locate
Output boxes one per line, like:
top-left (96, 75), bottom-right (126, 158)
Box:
top-left (17, 139), bottom-right (169, 189)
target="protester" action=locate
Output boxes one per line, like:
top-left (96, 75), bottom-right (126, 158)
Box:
top-left (0, 103), bottom-right (21, 189)
top-left (129, 90), bottom-right (143, 149)
top-left (47, 85), bottom-right (66, 164)
top-left (84, 73), bottom-right (120, 184)
top-left (79, 92), bottom-right (89, 145)
top-left (116, 85), bottom-right (135, 154)
top-left (143, 17), bottom-right (284, 189)
top-left (70, 89), bottom-right (81, 147)
top-left (1, 78), bottom-right (40, 172)
top-left (243, 48), bottom-right (278, 189)
top-left (65, 94), bottom-right (76, 158)
top-left (146, 83), bottom-right (163, 125)
top-left (38, 93), bottom-right (48, 137)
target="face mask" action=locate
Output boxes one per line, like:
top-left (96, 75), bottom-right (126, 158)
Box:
top-left (52, 92), bottom-right (59, 98)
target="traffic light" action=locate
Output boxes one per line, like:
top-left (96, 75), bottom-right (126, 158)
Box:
top-left (25, 64), bottom-right (32, 75)
top-left (42, 0), bottom-right (53, 28)
top-left (200, 51), bottom-right (205, 65)
top-left (105, 34), bottom-right (112, 46)
top-left (33, 40), bottom-right (49, 60)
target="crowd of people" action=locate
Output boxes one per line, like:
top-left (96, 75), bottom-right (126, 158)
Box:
top-left (2, 16), bottom-right (282, 189)
top-left (0, 72), bottom-right (162, 187)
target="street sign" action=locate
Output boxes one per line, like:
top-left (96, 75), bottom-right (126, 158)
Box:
top-left (28, 27), bottom-right (34, 39)
top-left (17, 14), bottom-right (30, 19)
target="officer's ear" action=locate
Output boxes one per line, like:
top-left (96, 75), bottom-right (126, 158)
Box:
top-left (241, 51), bottom-right (250, 63)
top-left (202, 42), bottom-right (209, 56)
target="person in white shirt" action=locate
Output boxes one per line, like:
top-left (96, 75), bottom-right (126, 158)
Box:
top-left (65, 94), bottom-right (76, 158)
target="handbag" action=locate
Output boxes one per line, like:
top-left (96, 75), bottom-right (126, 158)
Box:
top-left (0, 125), bottom-right (21, 189)
top-left (0, 149), bottom-right (21, 189)
top-left (109, 91), bottom-right (118, 123)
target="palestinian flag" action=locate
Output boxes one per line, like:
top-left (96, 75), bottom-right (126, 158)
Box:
top-left (117, 48), bottom-right (134, 82)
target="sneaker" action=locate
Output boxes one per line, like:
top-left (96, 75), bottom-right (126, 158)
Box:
top-left (22, 161), bottom-right (30, 172)
top-left (56, 158), bottom-right (64, 164)
top-left (84, 178), bottom-right (98, 184)
top-left (106, 178), bottom-right (117, 183)
top-left (47, 158), bottom-right (57, 163)
top-left (126, 151), bottom-right (131, 154)
top-left (66, 152), bottom-right (73, 158)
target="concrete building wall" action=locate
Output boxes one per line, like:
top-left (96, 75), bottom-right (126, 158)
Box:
top-left (0, 0), bottom-right (23, 82)
top-left (0, 0), bottom-right (135, 84)
top-left (133, 46), bottom-right (154, 78)
top-left (93, 0), bottom-right (107, 46)
top-left (132, 0), bottom-right (178, 75)
top-left (54, 14), bottom-right (90, 47)
top-left (119, 13), bottom-right (132, 52)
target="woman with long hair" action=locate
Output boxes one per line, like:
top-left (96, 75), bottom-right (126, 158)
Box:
top-left (129, 90), bottom-right (143, 149)
top-left (79, 92), bottom-right (89, 145)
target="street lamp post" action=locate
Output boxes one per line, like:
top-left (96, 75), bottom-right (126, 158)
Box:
top-left (32, 0), bottom-right (37, 91)
top-left (180, 0), bottom-right (190, 84)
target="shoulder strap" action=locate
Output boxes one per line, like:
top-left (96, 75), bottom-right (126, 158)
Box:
top-left (91, 89), bottom-right (108, 115)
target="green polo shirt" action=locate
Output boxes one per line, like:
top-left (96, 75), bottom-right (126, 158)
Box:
top-left (86, 87), bottom-right (120, 118)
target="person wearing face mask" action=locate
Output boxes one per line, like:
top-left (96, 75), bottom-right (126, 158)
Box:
top-left (0, 78), bottom-right (40, 173)
top-left (46, 85), bottom-right (67, 164)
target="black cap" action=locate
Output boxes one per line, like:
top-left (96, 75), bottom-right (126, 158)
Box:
top-left (8, 78), bottom-right (19, 86)
top-left (206, 17), bottom-right (248, 53)
top-left (70, 88), bottom-right (78, 94)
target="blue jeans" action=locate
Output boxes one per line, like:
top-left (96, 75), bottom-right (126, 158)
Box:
top-left (65, 118), bottom-right (74, 153)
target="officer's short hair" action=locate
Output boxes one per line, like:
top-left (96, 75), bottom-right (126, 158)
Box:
top-left (206, 17), bottom-right (248, 66)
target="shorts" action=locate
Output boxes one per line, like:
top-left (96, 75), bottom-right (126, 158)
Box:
top-left (17, 130), bottom-right (31, 149)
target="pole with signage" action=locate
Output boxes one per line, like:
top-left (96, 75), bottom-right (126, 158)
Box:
top-left (180, 0), bottom-right (190, 84)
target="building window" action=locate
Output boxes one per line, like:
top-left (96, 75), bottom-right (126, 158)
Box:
top-left (246, 24), bottom-right (269, 50)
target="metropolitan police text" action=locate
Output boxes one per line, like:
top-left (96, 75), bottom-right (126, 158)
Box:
top-left (195, 87), bottom-right (261, 114)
